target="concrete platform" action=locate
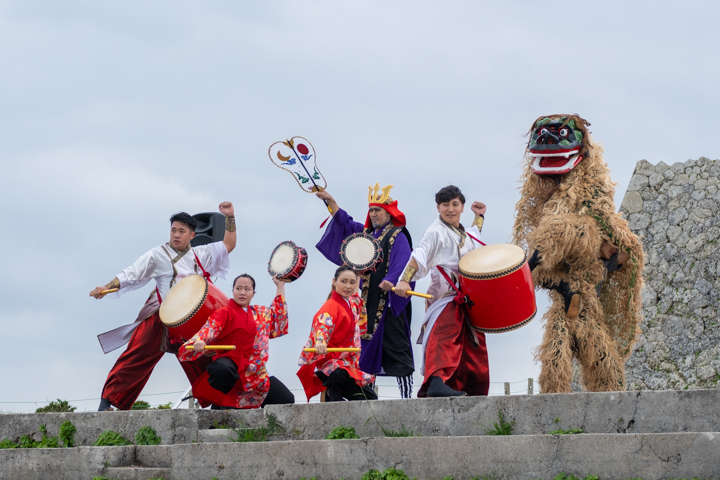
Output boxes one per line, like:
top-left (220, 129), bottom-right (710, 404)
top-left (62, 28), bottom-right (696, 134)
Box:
top-left (1, 390), bottom-right (720, 479)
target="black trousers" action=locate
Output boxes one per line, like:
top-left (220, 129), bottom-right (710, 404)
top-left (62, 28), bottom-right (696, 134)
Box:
top-left (381, 310), bottom-right (415, 377)
top-left (318, 368), bottom-right (378, 402)
top-left (261, 376), bottom-right (295, 407)
top-left (207, 357), bottom-right (239, 394)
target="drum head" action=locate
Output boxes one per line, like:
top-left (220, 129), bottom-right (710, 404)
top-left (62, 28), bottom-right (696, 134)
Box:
top-left (459, 244), bottom-right (526, 279)
top-left (269, 243), bottom-right (297, 276)
top-left (341, 233), bottom-right (381, 271)
top-left (159, 275), bottom-right (208, 327)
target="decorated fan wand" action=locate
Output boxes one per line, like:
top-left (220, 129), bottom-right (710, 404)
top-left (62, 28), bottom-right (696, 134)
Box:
top-left (268, 137), bottom-right (332, 214)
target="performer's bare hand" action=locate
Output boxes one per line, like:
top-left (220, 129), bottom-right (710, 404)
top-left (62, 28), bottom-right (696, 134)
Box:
top-left (219, 201), bottom-right (234, 216)
top-left (315, 190), bottom-right (339, 215)
top-left (379, 280), bottom-right (394, 291)
top-left (394, 281), bottom-right (411, 298)
top-left (471, 202), bottom-right (487, 217)
top-left (192, 340), bottom-right (206, 352)
top-left (315, 341), bottom-right (328, 355)
top-left (272, 275), bottom-right (289, 286)
top-left (89, 287), bottom-right (108, 299)
top-left (599, 240), bottom-right (617, 260)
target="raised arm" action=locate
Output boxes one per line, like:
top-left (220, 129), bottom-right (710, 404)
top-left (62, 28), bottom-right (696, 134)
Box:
top-left (315, 190), bottom-right (340, 217)
top-left (219, 201), bottom-right (236, 254)
top-left (469, 201), bottom-right (486, 237)
top-left (268, 276), bottom-right (289, 338)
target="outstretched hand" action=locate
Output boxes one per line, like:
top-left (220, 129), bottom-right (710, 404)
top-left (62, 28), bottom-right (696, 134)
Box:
top-left (379, 280), bottom-right (395, 291)
top-left (471, 201), bottom-right (487, 217)
top-left (219, 201), bottom-right (234, 216)
top-left (394, 281), bottom-right (411, 298)
top-left (89, 287), bottom-right (108, 299)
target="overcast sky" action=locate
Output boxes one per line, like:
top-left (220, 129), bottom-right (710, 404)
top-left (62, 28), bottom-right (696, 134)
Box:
top-left (2, 1), bottom-right (720, 412)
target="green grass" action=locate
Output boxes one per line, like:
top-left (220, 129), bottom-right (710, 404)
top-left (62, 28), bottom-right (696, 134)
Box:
top-left (93, 430), bottom-right (132, 446)
top-left (548, 428), bottom-right (585, 435)
top-left (325, 426), bottom-right (360, 440)
top-left (35, 399), bottom-right (76, 413)
top-left (483, 410), bottom-right (515, 435)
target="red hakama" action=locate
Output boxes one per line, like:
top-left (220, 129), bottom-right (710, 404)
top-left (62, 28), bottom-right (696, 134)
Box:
top-left (417, 301), bottom-right (489, 397)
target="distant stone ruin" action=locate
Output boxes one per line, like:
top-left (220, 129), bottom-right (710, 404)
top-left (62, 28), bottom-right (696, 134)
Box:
top-left (622, 157), bottom-right (720, 390)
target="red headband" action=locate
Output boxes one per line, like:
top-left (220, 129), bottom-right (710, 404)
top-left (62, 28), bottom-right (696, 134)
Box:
top-left (364, 200), bottom-right (406, 228)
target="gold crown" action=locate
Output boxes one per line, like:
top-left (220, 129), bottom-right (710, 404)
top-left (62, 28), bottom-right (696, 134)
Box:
top-left (368, 183), bottom-right (394, 204)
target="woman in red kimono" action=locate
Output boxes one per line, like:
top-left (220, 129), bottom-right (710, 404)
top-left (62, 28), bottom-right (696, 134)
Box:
top-left (297, 265), bottom-right (377, 402)
top-left (179, 274), bottom-right (292, 409)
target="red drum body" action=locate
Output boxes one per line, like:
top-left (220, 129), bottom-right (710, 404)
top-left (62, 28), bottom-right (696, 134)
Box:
top-left (159, 275), bottom-right (229, 342)
top-left (458, 244), bottom-right (536, 334)
top-left (268, 241), bottom-right (308, 282)
top-left (340, 233), bottom-right (383, 275)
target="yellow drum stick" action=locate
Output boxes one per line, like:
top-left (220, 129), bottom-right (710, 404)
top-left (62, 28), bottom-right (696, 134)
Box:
top-left (303, 347), bottom-right (360, 353)
top-left (99, 288), bottom-right (119, 295)
top-left (184, 345), bottom-right (236, 351)
top-left (392, 288), bottom-right (432, 300)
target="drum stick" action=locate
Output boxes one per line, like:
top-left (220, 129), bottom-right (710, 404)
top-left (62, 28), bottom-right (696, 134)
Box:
top-left (302, 348), bottom-right (360, 353)
top-left (100, 288), bottom-right (119, 295)
top-left (184, 345), bottom-right (236, 351)
top-left (392, 288), bottom-right (432, 300)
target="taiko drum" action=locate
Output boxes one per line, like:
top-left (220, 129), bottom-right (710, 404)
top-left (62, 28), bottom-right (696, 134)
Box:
top-left (458, 243), bottom-right (537, 333)
top-left (267, 241), bottom-right (308, 282)
top-left (159, 275), bottom-right (229, 342)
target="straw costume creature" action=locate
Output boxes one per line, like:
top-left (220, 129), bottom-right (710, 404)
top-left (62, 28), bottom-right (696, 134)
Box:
top-left (512, 114), bottom-right (644, 393)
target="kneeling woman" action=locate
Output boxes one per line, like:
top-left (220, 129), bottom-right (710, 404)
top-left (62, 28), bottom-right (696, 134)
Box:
top-left (297, 265), bottom-right (377, 402)
top-left (179, 274), bottom-right (295, 409)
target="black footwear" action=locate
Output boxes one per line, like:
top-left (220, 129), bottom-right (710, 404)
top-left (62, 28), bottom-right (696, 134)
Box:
top-left (98, 398), bottom-right (113, 411)
top-left (556, 281), bottom-right (580, 319)
top-left (426, 376), bottom-right (466, 398)
top-left (528, 249), bottom-right (541, 272)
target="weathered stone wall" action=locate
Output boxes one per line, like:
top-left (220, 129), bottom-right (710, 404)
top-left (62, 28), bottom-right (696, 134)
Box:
top-left (621, 157), bottom-right (720, 390)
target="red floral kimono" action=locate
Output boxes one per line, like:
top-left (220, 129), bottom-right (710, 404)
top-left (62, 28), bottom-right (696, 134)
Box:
top-left (297, 291), bottom-right (373, 401)
top-left (179, 295), bottom-right (287, 408)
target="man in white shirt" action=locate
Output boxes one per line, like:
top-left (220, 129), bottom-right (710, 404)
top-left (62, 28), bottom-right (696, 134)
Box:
top-left (395, 186), bottom-right (490, 398)
top-left (89, 202), bottom-right (236, 411)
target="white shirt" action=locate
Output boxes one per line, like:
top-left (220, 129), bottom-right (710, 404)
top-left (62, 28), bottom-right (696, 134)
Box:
top-left (110, 241), bottom-right (230, 300)
top-left (406, 217), bottom-right (482, 374)
top-left (408, 217), bottom-right (482, 307)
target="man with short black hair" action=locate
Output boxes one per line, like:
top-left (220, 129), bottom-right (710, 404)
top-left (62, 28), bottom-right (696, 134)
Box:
top-left (395, 186), bottom-right (490, 398)
top-left (90, 202), bottom-right (236, 411)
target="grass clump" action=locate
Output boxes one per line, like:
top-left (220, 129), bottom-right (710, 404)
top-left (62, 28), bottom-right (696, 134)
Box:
top-left (325, 426), bottom-right (360, 440)
top-left (35, 399), bottom-right (76, 413)
top-left (361, 467), bottom-right (415, 480)
top-left (229, 413), bottom-right (284, 443)
top-left (93, 430), bottom-right (132, 446)
top-left (0, 422), bottom-right (77, 449)
top-left (548, 427), bottom-right (585, 435)
top-left (551, 475), bottom-right (599, 480)
top-left (135, 426), bottom-right (161, 445)
top-left (483, 410), bottom-right (515, 435)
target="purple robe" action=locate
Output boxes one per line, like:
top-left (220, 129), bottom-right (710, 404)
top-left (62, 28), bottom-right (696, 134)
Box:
top-left (316, 208), bottom-right (414, 375)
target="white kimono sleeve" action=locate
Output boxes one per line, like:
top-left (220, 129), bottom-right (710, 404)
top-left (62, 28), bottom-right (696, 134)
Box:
top-left (110, 249), bottom-right (157, 298)
top-left (407, 228), bottom-right (442, 281)
top-left (192, 241), bottom-right (230, 280)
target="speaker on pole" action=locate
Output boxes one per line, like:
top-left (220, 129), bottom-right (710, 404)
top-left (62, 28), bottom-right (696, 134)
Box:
top-left (191, 212), bottom-right (225, 247)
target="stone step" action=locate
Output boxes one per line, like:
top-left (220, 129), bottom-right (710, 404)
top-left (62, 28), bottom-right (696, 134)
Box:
top-left (102, 467), bottom-right (171, 480)
top-left (2, 390), bottom-right (719, 446)
top-left (2, 433), bottom-right (720, 480)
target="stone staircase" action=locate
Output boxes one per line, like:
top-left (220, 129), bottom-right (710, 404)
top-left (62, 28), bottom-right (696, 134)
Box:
top-left (2, 390), bottom-right (720, 480)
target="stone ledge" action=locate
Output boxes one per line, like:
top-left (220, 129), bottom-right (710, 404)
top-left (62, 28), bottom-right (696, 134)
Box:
top-left (3, 390), bottom-right (720, 445)
top-left (2, 433), bottom-right (720, 480)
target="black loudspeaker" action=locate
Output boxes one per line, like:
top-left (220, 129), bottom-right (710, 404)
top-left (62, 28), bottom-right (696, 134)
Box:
top-left (191, 212), bottom-right (226, 247)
